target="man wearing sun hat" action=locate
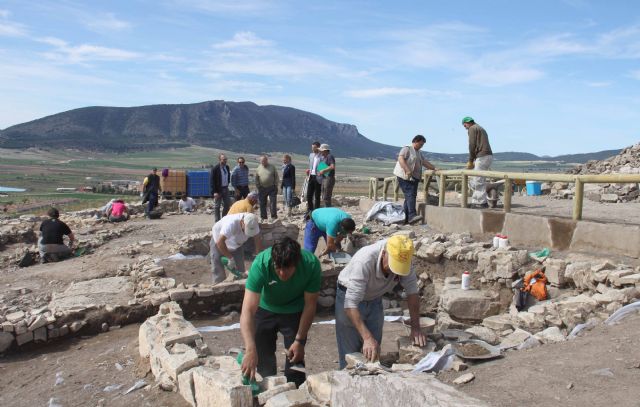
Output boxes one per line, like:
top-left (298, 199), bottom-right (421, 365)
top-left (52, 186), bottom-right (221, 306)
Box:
top-left (210, 212), bottom-right (261, 284)
top-left (334, 235), bottom-right (426, 368)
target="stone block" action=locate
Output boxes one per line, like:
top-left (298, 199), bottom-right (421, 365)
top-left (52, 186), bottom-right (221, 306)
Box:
top-left (544, 258), bottom-right (567, 287)
top-left (391, 363), bottom-right (415, 372)
top-left (6, 311), bottom-right (25, 323)
top-left (611, 272), bottom-right (640, 287)
top-left (149, 293), bottom-right (171, 306)
top-left (192, 366), bottom-right (252, 407)
top-left (426, 206), bottom-right (483, 235)
top-left (169, 288), bottom-right (195, 301)
top-left (534, 327), bottom-right (566, 344)
top-left (16, 331), bottom-right (33, 346)
top-left (570, 221), bottom-right (640, 258)
top-left (439, 287), bottom-right (500, 322)
top-left (139, 320), bottom-right (157, 358)
top-left (178, 369), bottom-right (196, 407)
top-left (257, 382), bottom-right (297, 405)
top-left (264, 389), bottom-right (316, 407)
top-left (464, 326), bottom-right (499, 345)
top-left (260, 376), bottom-right (288, 391)
top-left (14, 321), bottom-right (27, 335)
top-left (28, 315), bottom-right (48, 331)
top-left (482, 314), bottom-right (514, 331)
top-left (0, 332), bottom-right (14, 353)
top-left (317, 295), bottom-right (335, 308)
top-left (33, 327), bottom-right (47, 342)
top-left (345, 352), bottom-right (367, 369)
top-left (593, 290), bottom-right (627, 305)
top-left (397, 336), bottom-right (435, 364)
top-left (155, 346), bottom-right (200, 380)
top-left (328, 371), bottom-right (487, 406)
top-left (196, 288), bottom-right (215, 297)
top-left (415, 242), bottom-right (446, 263)
top-left (503, 213), bottom-right (552, 248)
top-left (500, 328), bottom-right (532, 350)
top-left (2, 322), bottom-right (14, 332)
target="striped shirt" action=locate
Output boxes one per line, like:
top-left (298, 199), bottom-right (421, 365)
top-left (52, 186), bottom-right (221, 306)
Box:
top-left (231, 165), bottom-right (250, 187)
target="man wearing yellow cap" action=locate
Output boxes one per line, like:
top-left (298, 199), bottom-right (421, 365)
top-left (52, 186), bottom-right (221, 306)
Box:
top-left (334, 235), bottom-right (426, 368)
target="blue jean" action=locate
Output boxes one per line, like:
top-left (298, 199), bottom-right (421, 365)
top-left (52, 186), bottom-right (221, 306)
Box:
top-left (397, 176), bottom-right (419, 221)
top-left (147, 191), bottom-right (158, 214)
top-left (335, 286), bottom-right (384, 369)
top-left (303, 219), bottom-right (326, 253)
top-left (283, 186), bottom-right (293, 207)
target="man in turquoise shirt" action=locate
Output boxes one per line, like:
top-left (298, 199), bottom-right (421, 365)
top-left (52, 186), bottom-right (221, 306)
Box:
top-left (303, 207), bottom-right (356, 257)
top-left (240, 237), bottom-right (321, 387)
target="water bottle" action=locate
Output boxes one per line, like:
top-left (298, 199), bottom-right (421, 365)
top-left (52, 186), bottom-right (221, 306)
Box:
top-left (493, 234), bottom-right (501, 248)
top-left (461, 271), bottom-right (471, 290)
top-left (498, 235), bottom-right (509, 248)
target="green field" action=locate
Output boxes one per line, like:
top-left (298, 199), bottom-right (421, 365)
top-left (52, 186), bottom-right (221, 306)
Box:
top-left (0, 146), bottom-right (576, 215)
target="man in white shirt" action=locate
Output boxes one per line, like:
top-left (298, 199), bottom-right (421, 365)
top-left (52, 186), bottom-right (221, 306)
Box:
top-left (178, 196), bottom-right (196, 213)
top-left (210, 213), bottom-right (261, 284)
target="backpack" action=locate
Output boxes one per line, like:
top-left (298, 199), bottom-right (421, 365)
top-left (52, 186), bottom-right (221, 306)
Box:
top-left (18, 251), bottom-right (37, 268)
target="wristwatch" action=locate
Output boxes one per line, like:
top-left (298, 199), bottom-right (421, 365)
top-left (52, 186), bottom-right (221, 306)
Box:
top-left (294, 338), bottom-right (307, 346)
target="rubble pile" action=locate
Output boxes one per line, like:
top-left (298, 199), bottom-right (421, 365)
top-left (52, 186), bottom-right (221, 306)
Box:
top-left (139, 302), bottom-right (486, 407)
top-left (566, 143), bottom-right (640, 203)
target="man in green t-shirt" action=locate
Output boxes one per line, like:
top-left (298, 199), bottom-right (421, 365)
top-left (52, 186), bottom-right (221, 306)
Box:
top-left (240, 237), bottom-right (321, 387)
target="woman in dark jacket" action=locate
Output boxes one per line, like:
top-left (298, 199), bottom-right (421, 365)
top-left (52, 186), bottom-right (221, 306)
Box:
top-left (281, 154), bottom-right (296, 216)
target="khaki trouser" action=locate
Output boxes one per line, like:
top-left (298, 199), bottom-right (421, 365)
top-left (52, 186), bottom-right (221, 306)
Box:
top-left (469, 155), bottom-right (493, 205)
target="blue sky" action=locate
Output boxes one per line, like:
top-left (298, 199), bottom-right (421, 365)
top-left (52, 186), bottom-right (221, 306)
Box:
top-left (0, 0), bottom-right (639, 155)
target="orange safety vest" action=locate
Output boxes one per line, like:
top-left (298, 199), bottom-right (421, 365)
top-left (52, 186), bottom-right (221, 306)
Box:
top-left (522, 269), bottom-right (548, 301)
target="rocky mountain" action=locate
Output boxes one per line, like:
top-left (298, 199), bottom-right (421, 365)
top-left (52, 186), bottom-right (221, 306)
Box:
top-left (0, 100), bottom-right (624, 162)
top-left (0, 100), bottom-right (400, 158)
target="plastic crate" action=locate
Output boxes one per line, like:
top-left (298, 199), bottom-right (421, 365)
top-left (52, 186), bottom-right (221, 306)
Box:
top-left (526, 181), bottom-right (542, 196)
top-left (187, 170), bottom-right (211, 197)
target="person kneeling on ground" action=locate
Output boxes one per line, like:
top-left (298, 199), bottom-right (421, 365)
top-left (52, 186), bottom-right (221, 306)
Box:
top-left (240, 237), bottom-right (321, 388)
top-left (303, 207), bottom-right (356, 257)
top-left (178, 196), bottom-right (197, 213)
top-left (227, 191), bottom-right (259, 215)
top-left (107, 199), bottom-right (129, 222)
top-left (39, 207), bottom-right (75, 263)
top-left (335, 235), bottom-right (426, 368)
top-left (210, 213), bottom-right (262, 284)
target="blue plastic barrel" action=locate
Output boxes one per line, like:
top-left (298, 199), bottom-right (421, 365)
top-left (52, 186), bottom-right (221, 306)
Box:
top-left (526, 181), bottom-right (542, 196)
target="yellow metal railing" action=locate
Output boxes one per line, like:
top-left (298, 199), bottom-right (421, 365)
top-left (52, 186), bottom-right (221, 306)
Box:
top-left (369, 170), bottom-right (640, 221)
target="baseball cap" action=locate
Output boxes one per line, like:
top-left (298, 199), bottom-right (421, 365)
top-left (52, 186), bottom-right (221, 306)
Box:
top-left (242, 213), bottom-right (260, 237)
top-left (319, 144), bottom-right (331, 151)
top-left (386, 235), bottom-right (414, 276)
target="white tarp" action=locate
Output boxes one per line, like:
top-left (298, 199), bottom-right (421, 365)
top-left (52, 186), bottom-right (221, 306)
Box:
top-left (365, 201), bottom-right (405, 225)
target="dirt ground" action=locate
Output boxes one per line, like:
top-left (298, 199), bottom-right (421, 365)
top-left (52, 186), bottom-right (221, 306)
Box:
top-left (1, 312), bottom-right (639, 407)
top-left (439, 314), bottom-right (640, 407)
top-left (2, 204), bottom-right (640, 406)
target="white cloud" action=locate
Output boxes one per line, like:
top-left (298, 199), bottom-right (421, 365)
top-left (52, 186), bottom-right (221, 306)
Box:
top-left (213, 32), bottom-right (272, 49)
top-left (39, 37), bottom-right (141, 63)
top-left (83, 12), bottom-right (132, 32)
top-left (526, 34), bottom-right (593, 57)
top-left (172, 0), bottom-right (276, 14)
top-left (202, 33), bottom-right (339, 78)
top-left (0, 10), bottom-right (27, 37)
top-left (344, 87), bottom-right (424, 98)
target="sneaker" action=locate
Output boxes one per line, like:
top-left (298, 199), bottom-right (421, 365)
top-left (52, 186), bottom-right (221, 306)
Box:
top-left (408, 215), bottom-right (423, 224)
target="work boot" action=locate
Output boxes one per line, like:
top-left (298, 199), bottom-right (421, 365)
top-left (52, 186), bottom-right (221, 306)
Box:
top-left (408, 215), bottom-right (423, 224)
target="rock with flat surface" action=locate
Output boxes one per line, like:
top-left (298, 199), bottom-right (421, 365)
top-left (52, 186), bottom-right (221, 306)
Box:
top-left (482, 314), bottom-right (514, 331)
top-left (328, 371), bottom-right (487, 406)
top-left (440, 287), bottom-right (500, 322)
top-left (192, 366), bottom-right (252, 407)
top-left (49, 276), bottom-right (134, 311)
top-left (258, 382), bottom-right (297, 405)
top-left (453, 373), bottom-right (475, 385)
top-left (465, 326), bottom-right (499, 345)
top-left (264, 388), bottom-right (316, 407)
top-left (500, 328), bottom-right (532, 350)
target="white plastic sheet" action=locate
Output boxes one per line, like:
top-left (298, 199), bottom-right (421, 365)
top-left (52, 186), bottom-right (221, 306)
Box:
top-left (412, 345), bottom-right (455, 374)
top-left (365, 201), bottom-right (405, 225)
top-left (605, 301), bottom-right (640, 325)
